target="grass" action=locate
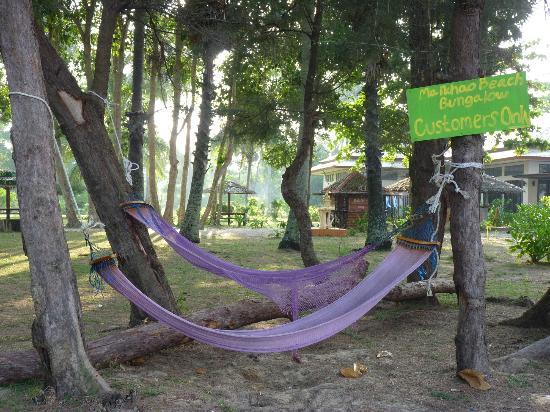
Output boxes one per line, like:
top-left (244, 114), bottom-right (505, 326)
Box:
top-left (0, 227), bottom-right (548, 409)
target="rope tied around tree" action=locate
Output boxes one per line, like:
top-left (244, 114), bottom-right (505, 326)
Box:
top-left (88, 91), bottom-right (139, 185)
top-left (421, 144), bottom-right (483, 295)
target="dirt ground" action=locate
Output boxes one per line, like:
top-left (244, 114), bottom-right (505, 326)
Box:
top-left (0, 229), bottom-right (549, 411)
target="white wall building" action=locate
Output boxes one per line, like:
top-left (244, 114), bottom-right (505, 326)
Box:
top-left (485, 148), bottom-right (550, 206)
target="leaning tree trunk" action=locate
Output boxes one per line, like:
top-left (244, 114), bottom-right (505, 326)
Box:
top-left (163, 20), bottom-right (185, 223)
top-left (281, 0), bottom-right (323, 267)
top-left (127, 7), bottom-right (146, 199)
top-left (279, 28), bottom-right (311, 252)
top-left (201, 122), bottom-right (234, 227)
top-left (363, 63), bottom-right (388, 247)
top-left (146, 38), bottom-right (161, 211)
top-left (36, 8), bottom-right (179, 327)
top-left (111, 15), bottom-right (128, 163)
top-left (407, 0), bottom-right (449, 283)
top-left (449, 0), bottom-right (490, 375)
top-left (180, 42), bottom-right (216, 243)
top-left (493, 336), bottom-right (550, 373)
top-left (502, 287), bottom-right (550, 328)
top-left (53, 136), bottom-right (81, 228)
top-left (0, 0), bottom-right (115, 400)
top-left (177, 57), bottom-right (197, 224)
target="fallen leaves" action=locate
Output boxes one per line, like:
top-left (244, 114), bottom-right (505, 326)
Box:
top-left (376, 350), bottom-right (393, 358)
top-left (457, 369), bottom-right (491, 391)
top-left (195, 367), bottom-right (207, 375)
top-left (340, 363), bottom-right (368, 379)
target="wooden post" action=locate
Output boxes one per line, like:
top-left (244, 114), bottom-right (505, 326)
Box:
top-left (6, 186), bottom-right (10, 224)
top-left (227, 192), bottom-right (231, 226)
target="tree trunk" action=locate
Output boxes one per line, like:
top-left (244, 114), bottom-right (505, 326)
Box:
top-left (501, 288), bottom-right (550, 328)
top-left (180, 43), bottom-right (216, 243)
top-left (53, 136), bottom-right (81, 228)
top-left (163, 21), bottom-right (185, 223)
top-left (279, 27), bottom-right (311, 252)
top-left (363, 64), bottom-right (388, 247)
top-left (111, 15), bottom-right (128, 163)
top-left (201, 122), bottom-right (234, 227)
top-left (35, 10), bottom-right (179, 327)
top-left (407, 0), bottom-right (449, 283)
top-left (281, 0), bottom-right (323, 267)
top-left (0, 299), bottom-right (285, 385)
top-left (127, 8), bottom-right (146, 199)
top-left (177, 57), bottom-right (197, 224)
top-left (146, 38), bottom-right (161, 211)
top-left (493, 336), bottom-right (550, 373)
top-left (449, 0), bottom-right (490, 375)
top-left (0, 0), bottom-right (114, 400)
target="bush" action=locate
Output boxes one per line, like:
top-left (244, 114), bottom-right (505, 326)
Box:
top-left (347, 212), bottom-right (368, 236)
top-left (308, 205), bottom-right (320, 223)
top-left (486, 198), bottom-right (514, 228)
top-left (508, 198), bottom-right (550, 263)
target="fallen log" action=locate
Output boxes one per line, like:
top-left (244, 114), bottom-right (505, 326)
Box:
top-left (384, 280), bottom-right (455, 301)
top-left (493, 336), bottom-right (550, 373)
top-left (0, 299), bottom-right (285, 385)
top-left (0, 280), bottom-right (458, 384)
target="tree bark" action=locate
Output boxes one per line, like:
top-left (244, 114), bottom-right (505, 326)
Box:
top-left (363, 64), bottom-right (388, 247)
top-left (0, 0), bottom-right (114, 400)
top-left (111, 15), bottom-right (128, 163)
top-left (163, 21), bottom-right (185, 223)
top-left (180, 43), bottom-right (216, 243)
top-left (281, 0), bottom-right (323, 267)
top-left (449, 0), bottom-right (490, 375)
top-left (53, 136), bottom-right (81, 228)
top-left (493, 336), bottom-right (550, 373)
top-left (279, 26), bottom-right (311, 252)
top-left (127, 7), bottom-right (146, 199)
top-left (501, 288), bottom-right (550, 328)
top-left (146, 38), bottom-right (161, 211)
top-left (177, 57), bottom-right (197, 224)
top-left (407, 0), bottom-right (449, 283)
top-left (35, 11), bottom-right (179, 327)
top-left (0, 299), bottom-right (285, 385)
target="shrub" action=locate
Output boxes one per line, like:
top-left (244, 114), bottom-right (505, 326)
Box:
top-left (486, 198), bottom-right (514, 228)
top-left (508, 198), bottom-right (550, 263)
top-left (308, 205), bottom-right (320, 223)
top-left (347, 212), bottom-right (368, 236)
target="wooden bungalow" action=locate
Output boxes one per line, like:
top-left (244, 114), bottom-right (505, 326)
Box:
top-left (319, 171), bottom-right (373, 229)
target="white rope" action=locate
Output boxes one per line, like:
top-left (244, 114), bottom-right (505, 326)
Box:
top-left (88, 91), bottom-right (138, 185)
top-left (8, 91), bottom-right (105, 235)
top-left (422, 145), bottom-right (483, 296)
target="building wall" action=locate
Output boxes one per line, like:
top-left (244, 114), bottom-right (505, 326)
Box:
top-left (485, 158), bottom-right (550, 204)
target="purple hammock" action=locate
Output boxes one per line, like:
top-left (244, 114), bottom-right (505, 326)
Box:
top-left (96, 244), bottom-right (431, 353)
top-left (123, 203), bottom-right (376, 317)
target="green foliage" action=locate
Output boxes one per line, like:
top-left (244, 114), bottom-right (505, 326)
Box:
top-left (486, 199), bottom-right (515, 228)
top-left (347, 212), bottom-right (369, 236)
top-left (246, 198), bottom-right (268, 228)
top-left (270, 199), bottom-right (288, 220)
top-left (508, 198), bottom-right (550, 263)
top-left (387, 206), bottom-right (411, 229)
top-left (308, 205), bottom-right (320, 223)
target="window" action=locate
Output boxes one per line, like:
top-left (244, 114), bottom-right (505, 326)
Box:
top-left (539, 163), bottom-right (550, 174)
top-left (504, 164), bottom-right (524, 176)
top-left (485, 166), bottom-right (502, 177)
top-left (538, 180), bottom-right (550, 201)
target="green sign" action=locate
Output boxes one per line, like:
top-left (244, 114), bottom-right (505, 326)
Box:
top-left (406, 72), bottom-right (530, 142)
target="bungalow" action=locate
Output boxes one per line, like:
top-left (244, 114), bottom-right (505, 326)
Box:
top-left (311, 152), bottom-right (408, 189)
top-left (484, 148), bottom-right (550, 208)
